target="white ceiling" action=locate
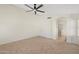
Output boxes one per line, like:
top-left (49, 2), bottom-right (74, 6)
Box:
top-left (14, 4), bottom-right (79, 16)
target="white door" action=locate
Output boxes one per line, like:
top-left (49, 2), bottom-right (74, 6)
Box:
top-left (63, 18), bottom-right (76, 43)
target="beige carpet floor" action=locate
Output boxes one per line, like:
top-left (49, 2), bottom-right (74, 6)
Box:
top-left (0, 36), bottom-right (79, 54)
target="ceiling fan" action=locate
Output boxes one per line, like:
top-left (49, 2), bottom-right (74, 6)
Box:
top-left (25, 4), bottom-right (45, 15)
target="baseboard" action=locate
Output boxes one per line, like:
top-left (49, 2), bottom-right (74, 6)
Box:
top-left (0, 35), bottom-right (39, 45)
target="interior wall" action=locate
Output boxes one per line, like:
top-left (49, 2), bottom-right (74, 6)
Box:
top-left (0, 5), bottom-right (41, 44)
top-left (39, 16), bottom-right (58, 39)
top-left (40, 15), bottom-right (79, 44)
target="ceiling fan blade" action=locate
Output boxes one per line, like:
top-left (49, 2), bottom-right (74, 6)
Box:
top-left (36, 4), bottom-right (43, 9)
top-left (34, 4), bottom-right (36, 9)
top-left (34, 11), bottom-right (37, 15)
top-left (25, 4), bottom-right (34, 10)
top-left (36, 10), bottom-right (45, 13)
top-left (26, 10), bottom-right (34, 12)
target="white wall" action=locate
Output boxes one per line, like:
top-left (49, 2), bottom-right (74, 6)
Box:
top-left (40, 15), bottom-right (79, 44)
top-left (39, 16), bottom-right (58, 39)
top-left (0, 5), bottom-right (41, 44)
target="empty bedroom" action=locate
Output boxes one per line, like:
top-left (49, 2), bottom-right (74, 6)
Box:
top-left (0, 4), bottom-right (79, 54)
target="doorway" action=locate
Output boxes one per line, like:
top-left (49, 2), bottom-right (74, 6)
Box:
top-left (57, 17), bottom-right (77, 43)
